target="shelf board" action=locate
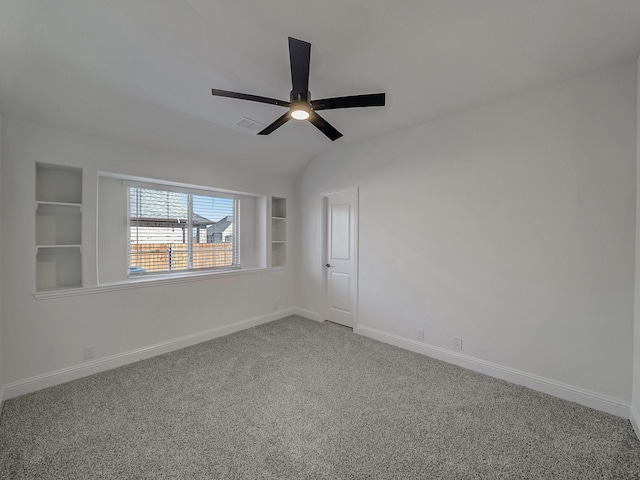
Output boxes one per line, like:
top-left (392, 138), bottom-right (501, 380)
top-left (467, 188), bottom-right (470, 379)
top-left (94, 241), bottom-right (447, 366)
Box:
top-left (271, 241), bottom-right (286, 244)
top-left (36, 201), bottom-right (82, 211)
top-left (272, 216), bottom-right (286, 220)
top-left (36, 244), bottom-right (82, 254)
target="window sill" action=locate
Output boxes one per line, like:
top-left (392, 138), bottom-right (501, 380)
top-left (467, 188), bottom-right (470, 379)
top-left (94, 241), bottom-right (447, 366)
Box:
top-left (33, 266), bottom-right (286, 300)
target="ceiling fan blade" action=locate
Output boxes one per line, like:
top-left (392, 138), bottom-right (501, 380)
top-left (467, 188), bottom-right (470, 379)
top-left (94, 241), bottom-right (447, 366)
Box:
top-left (257, 112), bottom-right (291, 136)
top-left (212, 89), bottom-right (290, 108)
top-left (311, 93), bottom-right (386, 111)
top-left (308, 111), bottom-right (343, 141)
top-left (288, 37), bottom-right (311, 99)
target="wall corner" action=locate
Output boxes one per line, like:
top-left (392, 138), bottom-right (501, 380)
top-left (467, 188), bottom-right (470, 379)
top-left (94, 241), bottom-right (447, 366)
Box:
top-left (632, 55), bottom-right (640, 437)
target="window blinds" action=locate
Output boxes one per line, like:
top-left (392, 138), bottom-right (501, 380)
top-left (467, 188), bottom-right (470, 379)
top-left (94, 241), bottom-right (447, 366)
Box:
top-left (128, 186), bottom-right (238, 274)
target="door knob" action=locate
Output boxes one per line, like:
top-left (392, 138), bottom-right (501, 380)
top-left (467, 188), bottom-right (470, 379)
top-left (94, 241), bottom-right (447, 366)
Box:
top-left (325, 263), bottom-right (333, 268)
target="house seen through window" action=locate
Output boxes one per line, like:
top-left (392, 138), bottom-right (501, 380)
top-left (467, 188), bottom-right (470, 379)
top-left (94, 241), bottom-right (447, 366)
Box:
top-left (129, 187), bottom-right (239, 274)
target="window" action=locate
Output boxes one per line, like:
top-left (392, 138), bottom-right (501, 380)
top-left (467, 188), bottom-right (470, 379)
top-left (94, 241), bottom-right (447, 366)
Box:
top-left (128, 186), bottom-right (239, 275)
top-left (97, 174), bottom-right (267, 284)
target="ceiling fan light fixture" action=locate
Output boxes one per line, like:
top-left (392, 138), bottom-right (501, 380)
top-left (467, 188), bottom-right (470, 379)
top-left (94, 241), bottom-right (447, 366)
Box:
top-left (290, 103), bottom-right (311, 120)
top-left (211, 37), bottom-right (385, 140)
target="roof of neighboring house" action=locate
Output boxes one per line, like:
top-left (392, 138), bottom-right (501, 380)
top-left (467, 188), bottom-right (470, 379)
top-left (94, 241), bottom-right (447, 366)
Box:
top-left (207, 216), bottom-right (233, 235)
top-left (130, 188), bottom-right (212, 226)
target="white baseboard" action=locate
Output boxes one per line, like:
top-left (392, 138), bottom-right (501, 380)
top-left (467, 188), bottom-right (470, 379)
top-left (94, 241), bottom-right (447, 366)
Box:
top-left (290, 307), bottom-right (321, 322)
top-left (2, 308), bottom-right (296, 402)
top-left (631, 405), bottom-right (640, 441)
top-left (355, 324), bottom-right (630, 418)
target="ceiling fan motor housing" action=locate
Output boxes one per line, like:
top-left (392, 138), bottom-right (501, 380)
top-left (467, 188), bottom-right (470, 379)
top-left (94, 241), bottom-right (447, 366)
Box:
top-left (290, 90), bottom-right (310, 103)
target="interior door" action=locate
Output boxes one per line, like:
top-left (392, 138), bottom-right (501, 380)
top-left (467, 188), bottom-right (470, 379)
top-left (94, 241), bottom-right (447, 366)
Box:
top-left (324, 189), bottom-right (357, 327)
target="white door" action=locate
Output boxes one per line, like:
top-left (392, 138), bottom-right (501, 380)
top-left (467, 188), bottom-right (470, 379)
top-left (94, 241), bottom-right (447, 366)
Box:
top-left (324, 189), bottom-right (357, 327)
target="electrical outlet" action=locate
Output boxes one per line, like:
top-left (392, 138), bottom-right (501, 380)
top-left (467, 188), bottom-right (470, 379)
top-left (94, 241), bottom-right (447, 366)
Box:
top-left (453, 337), bottom-right (462, 351)
top-left (84, 345), bottom-right (95, 359)
top-left (416, 328), bottom-right (424, 340)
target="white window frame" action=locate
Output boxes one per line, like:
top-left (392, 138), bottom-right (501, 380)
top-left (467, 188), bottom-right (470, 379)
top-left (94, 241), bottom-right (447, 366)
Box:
top-left (126, 180), bottom-right (241, 277)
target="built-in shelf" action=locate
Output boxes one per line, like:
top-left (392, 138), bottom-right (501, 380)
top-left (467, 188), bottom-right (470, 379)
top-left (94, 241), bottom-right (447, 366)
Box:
top-left (36, 201), bottom-right (82, 209)
top-left (36, 164), bottom-right (82, 203)
top-left (271, 243), bottom-right (285, 266)
top-left (271, 197), bottom-right (286, 267)
top-left (36, 202), bottom-right (82, 247)
top-left (36, 244), bottom-right (82, 253)
top-left (272, 198), bottom-right (286, 218)
top-left (35, 163), bottom-right (83, 292)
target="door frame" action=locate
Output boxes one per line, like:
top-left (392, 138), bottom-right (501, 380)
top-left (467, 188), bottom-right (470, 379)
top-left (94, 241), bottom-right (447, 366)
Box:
top-left (320, 187), bottom-right (359, 328)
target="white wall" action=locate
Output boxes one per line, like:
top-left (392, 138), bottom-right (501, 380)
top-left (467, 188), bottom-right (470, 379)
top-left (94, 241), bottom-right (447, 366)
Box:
top-left (632, 57), bottom-right (640, 436)
top-left (0, 113), bottom-right (4, 400)
top-left (297, 61), bottom-right (637, 409)
top-left (1, 118), bottom-right (295, 388)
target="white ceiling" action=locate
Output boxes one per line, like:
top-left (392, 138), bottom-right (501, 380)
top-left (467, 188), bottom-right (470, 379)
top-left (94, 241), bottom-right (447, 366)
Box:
top-left (1, 0), bottom-right (640, 178)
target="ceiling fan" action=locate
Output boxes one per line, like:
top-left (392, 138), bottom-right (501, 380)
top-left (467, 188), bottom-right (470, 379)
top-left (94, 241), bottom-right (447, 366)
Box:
top-left (212, 37), bottom-right (385, 141)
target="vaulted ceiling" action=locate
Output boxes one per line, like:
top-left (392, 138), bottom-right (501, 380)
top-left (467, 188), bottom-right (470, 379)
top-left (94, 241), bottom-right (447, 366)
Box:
top-left (2, 0), bottom-right (640, 178)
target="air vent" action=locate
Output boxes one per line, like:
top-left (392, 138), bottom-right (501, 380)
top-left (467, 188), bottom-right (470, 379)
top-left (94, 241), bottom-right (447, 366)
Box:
top-left (234, 117), bottom-right (265, 133)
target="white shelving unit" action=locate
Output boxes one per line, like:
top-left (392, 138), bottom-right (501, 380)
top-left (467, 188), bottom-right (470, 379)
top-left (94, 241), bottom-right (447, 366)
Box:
top-left (35, 163), bottom-right (83, 291)
top-left (271, 197), bottom-right (286, 267)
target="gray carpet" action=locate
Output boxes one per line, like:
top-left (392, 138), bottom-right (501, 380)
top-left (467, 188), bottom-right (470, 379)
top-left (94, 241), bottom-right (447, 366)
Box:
top-left (1, 316), bottom-right (639, 479)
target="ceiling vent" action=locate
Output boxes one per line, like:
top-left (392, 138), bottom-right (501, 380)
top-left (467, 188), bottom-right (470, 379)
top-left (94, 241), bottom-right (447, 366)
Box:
top-left (234, 117), bottom-right (266, 133)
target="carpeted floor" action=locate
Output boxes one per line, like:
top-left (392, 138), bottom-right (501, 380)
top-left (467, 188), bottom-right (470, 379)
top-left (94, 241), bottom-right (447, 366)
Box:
top-left (1, 315), bottom-right (639, 479)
